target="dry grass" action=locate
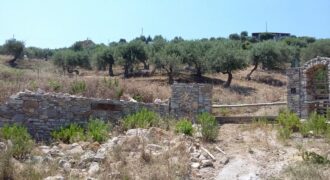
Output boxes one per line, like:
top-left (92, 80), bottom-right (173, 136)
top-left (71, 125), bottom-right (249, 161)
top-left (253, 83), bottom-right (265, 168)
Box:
top-left (100, 136), bottom-right (190, 180)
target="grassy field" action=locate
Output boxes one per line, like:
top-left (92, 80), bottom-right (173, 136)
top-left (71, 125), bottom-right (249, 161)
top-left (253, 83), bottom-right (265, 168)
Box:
top-left (0, 55), bottom-right (287, 116)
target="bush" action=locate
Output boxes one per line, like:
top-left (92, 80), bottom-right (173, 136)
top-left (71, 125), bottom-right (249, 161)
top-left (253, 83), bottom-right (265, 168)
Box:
top-left (51, 123), bottom-right (85, 143)
top-left (48, 80), bottom-right (61, 92)
top-left (175, 119), bottom-right (193, 136)
top-left (70, 80), bottom-right (87, 94)
top-left (301, 112), bottom-right (329, 137)
top-left (86, 118), bottom-right (109, 143)
top-left (0, 124), bottom-right (34, 159)
top-left (277, 109), bottom-right (301, 140)
top-left (122, 108), bottom-right (160, 130)
top-left (197, 112), bottom-right (218, 141)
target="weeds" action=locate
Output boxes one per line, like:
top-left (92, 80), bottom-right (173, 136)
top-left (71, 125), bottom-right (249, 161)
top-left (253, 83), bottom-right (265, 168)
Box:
top-left (276, 109), bottom-right (301, 140)
top-left (70, 80), bottom-right (87, 94)
top-left (48, 79), bottom-right (61, 92)
top-left (175, 119), bottom-right (193, 136)
top-left (86, 118), bottom-right (109, 143)
top-left (302, 151), bottom-right (330, 164)
top-left (0, 124), bottom-right (34, 159)
top-left (51, 123), bottom-right (85, 143)
top-left (197, 112), bottom-right (218, 141)
top-left (301, 112), bottom-right (328, 137)
top-left (122, 108), bottom-right (160, 130)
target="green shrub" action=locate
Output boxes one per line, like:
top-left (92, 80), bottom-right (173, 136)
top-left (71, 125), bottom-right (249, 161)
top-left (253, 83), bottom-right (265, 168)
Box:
top-left (304, 112), bottom-right (328, 136)
top-left (175, 119), bottom-right (193, 136)
top-left (300, 112), bottom-right (329, 138)
top-left (197, 112), bottom-right (218, 141)
top-left (0, 124), bottom-right (34, 159)
top-left (70, 80), bottom-right (87, 94)
top-left (48, 80), bottom-right (61, 91)
top-left (276, 109), bottom-right (301, 140)
top-left (51, 123), bottom-right (85, 143)
top-left (87, 118), bottom-right (109, 143)
top-left (122, 108), bottom-right (160, 130)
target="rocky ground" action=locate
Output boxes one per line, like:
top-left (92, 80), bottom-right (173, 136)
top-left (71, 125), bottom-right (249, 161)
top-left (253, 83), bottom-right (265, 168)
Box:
top-left (1, 124), bottom-right (330, 180)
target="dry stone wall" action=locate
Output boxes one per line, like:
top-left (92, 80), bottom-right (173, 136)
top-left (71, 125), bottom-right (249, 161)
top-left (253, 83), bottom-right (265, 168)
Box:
top-left (0, 83), bottom-right (212, 140)
top-left (0, 91), bottom-right (169, 140)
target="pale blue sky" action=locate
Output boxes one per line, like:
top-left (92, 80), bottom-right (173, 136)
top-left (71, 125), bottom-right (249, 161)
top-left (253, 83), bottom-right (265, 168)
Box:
top-left (0, 0), bottom-right (329, 48)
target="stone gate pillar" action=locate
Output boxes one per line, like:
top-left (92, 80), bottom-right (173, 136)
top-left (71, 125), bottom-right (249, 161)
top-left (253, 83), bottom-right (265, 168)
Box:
top-left (170, 83), bottom-right (212, 122)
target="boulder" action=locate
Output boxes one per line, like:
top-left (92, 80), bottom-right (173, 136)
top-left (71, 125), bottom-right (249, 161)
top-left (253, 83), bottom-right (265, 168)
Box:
top-left (88, 162), bottom-right (100, 176)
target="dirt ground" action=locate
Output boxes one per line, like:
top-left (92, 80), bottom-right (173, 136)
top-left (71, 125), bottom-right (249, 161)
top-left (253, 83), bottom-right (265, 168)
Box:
top-left (197, 124), bottom-right (330, 180)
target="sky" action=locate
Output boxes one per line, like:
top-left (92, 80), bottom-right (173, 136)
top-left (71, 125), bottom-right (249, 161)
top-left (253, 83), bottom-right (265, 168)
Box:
top-left (0, 0), bottom-right (329, 48)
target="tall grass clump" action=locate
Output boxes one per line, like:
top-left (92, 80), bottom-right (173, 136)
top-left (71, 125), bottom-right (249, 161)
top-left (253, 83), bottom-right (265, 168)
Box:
top-left (48, 79), bottom-right (61, 92)
top-left (0, 124), bottom-right (34, 159)
top-left (277, 109), bottom-right (301, 140)
top-left (70, 80), bottom-right (87, 94)
top-left (51, 123), bottom-right (85, 143)
top-left (175, 119), bottom-right (193, 136)
top-left (122, 108), bottom-right (160, 130)
top-left (197, 112), bottom-right (218, 141)
top-left (86, 118), bottom-right (109, 143)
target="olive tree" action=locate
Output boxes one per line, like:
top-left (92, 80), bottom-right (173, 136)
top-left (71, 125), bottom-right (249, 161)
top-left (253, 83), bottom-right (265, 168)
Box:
top-left (93, 47), bottom-right (115, 76)
top-left (153, 43), bottom-right (182, 84)
top-left (181, 40), bottom-right (212, 78)
top-left (117, 40), bottom-right (148, 78)
top-left (301, 39), bottom-right (330, 62)
top-left (208, 40), bottom-right (248, 87)
top-left (53, 50), bottom-right (91, 73)
top-left (246, 41), bottom-right (293, 80)
top-left (3, 38), bottom-right (25, 67)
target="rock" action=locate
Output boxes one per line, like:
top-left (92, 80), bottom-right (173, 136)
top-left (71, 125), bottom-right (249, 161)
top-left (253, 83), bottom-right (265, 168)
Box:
top-left (88, 162), bottom-right (100, 176)
top-left (31, 156), bottom-right (43, 164)
top-left (37, 88), bottom-right (45, 94)
top-left (63, 162), bottom-right (71, 173)
top-left (191, 152), bottom-right (201, 159)
top-left (67, 145), bottom-right (84, 155)
top-left (50, 146), bottom-right (65, 157)
top-left (88, 142), bottom-right (101, 152)
top-left (44, 175), bottom-right (64, 180)
top-left (146, 144), bottom-right (163, 152)
top-left (191, 157), bottom-right (199, 162)
top-left (126, 128), bottom-right (148, 136)
top-left (70, 168), bottom-right (89, 178)
top-left (191, 162), bottom-right (201, 169)
top-left (201, 159), bottom-right (213, 168)
top-left (80, 150), bottom-right (96, 163)
top-left (199, 154), bottom-right (207, 160)
top-left (94, 147), bottom-right (106, 162)
top-left (43, 154), bottom-right (54, 163)
top-left (0, 142), bottom-right (7, 151)
top-left (220, 156), bottom-right (230, 165)
top-left (39, 145), bottom-right (51, 154)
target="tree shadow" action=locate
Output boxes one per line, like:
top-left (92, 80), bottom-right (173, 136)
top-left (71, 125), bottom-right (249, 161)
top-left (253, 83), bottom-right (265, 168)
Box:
top-left (253, 75), bottom-right (286, 87)
top-left (228, 85), bottom-right (256, 96)
top-left (176, 75), bottom-right (225, 85)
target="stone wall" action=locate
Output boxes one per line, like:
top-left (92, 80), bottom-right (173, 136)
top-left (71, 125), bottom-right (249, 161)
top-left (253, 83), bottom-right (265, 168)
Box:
top-left (0, 91), bottom-right (169, 140)
top-left (0, 83), bottom-right (212, 140)
top-left (170, 83), bottom-right (212, 122)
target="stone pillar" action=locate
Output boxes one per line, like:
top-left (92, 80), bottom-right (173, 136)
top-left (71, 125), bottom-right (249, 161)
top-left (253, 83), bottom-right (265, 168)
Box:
top-left (287, 68), bottom-right (303, 117)
top-left (170, 83), bottom-right (212, 122)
